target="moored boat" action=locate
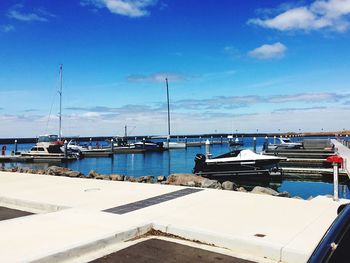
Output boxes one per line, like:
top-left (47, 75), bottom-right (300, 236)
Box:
top-left (193, 149), bottom-right (286, 176)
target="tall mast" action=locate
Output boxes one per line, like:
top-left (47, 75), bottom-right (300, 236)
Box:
top-left (166, 78), bottom-right (171, 143)
top-left (59, 64), bottom-right (63, 140)
top-left (124, 125), bottom-right (127, 141)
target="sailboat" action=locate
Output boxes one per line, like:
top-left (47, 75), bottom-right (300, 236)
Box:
top-left (162, 78), bottom-right (186, 149)
top-left (21, 65), bottom-right (78, 161)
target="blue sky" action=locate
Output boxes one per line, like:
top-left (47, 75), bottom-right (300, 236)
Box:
top-left (1, 0), bottom-right (350, 137)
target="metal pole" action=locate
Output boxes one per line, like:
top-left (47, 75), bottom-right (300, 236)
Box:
top-left (205, 139), bottom-right (211, 159)
top-left (14, 139), bottom-right (18, 154)
top-left (274, 136), bottom-right (276, 144)
top-left (89, 138), bottom-right (92, 150)
top-left (333, 163), bottom-right (339, 201)
top-left (111, 138), bottom-right (114, 153)
top-left (64, 140), bottom-right (68, 158)
top-left (166, 78), bottom-right (171, 145)
top-left (59, 64), bottom-right (63, 140)
top-left (253, 137), bottom-right (257, 153)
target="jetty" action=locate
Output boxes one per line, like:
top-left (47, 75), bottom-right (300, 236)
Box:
top-left (0, 171), bottom-right (347, 263)
top-left (332, 139), bottom-right (350, 178)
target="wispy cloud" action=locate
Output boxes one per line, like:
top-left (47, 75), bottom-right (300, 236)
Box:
top-left (66, 104), bottom-right (161, 113)
top-left (174, 96), bottom-right (262, 110)
top-left (127, 72), bottom-right (186, 82)
top-left (248, 0), bottom-right (350, 32)
top-left (273, 106), bottom-right (327, 112)
top-left (0, 24), bottom-right (15, 33)
top-left (7, 4), bottom-right (55, 22)
top-left (268, 92), bottom-right (344, 103)
top-left (248, 42), bottom-right (287, 59)
top-left (81, 0), bottom-right (158, 17)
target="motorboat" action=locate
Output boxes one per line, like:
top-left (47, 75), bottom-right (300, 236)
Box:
top-left (267, 137), bottom-right (303, 150)
top-left (193, 149), bottom-right (286, 176)
top-left (134, 140), bottom-right (165, 152)
top-left (21, 135), bottom-right (77, 161)
top-left (61, 139), bottom-right (89, 153)
top-left (163, 141), bottom-right (186, 149)
top-left (228, 136), bottom-right (244, 147)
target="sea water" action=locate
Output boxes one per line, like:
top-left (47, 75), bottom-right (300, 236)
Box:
top-left (1, 136), bottom-right (349, 199)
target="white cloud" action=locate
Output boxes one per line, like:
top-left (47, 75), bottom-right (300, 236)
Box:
top-left (127, 72), bottom-right (186, 82)
top-left (268, 92), bottom-right (343, 103)
top-left (7, 4), bottom-right (55, 22)
top-left (248, 42), bottom-right (287, 60)
top-left (0, 24), bottom-right (15, 33)
top-left (248, 0), bottom-right (350, 32)
top-left (82, 0), bottom-right (157, 17)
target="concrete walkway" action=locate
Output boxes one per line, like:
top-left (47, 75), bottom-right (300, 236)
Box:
top-left (0, 172), bottom-right (347, 263)
top-left (332, 139), bottom-right (350, 178)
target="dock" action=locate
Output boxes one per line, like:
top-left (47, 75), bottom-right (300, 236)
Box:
top-left (332, 139), bottom-right (350, 178)
top-left (0, 155), bottom-right (76, 163)
top-left (0, 171), bottom-right (347, 263)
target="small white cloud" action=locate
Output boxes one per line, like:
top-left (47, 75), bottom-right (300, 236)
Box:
top-left (248, 42), bottom-right (287, 60)
top-left (248, 0), bottom-right (350, 32)
top-left (0, 24), bottom-right (15, 33)
top-left (127, 72), bottom-right (186, 82)
top-left (82, 0), bottom-right (157, 17)
top-left (7, 4), bottom-right (55, 22)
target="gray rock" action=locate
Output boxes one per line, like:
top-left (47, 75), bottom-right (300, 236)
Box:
top-left (128, 176), bottom-right (136, 182)
top-left (187, 181), bottom-right (196, 187)
top-left (222, 181), bottom-right (237, 191)
top-left (157, 176), bottom-right (166, 182)
top-left (137, 176), bottom-right (153, 183)
top-left (167, 173), bottom-right (205, 186)
top-left (307, 196), bottom-right (314, 200)
top-left (88, 170), bottom-right (99, 178)
top-left (110, 174), bottom-right (124, 181)
top-left (37, 169), bottom-right (46, 175)
top-left (201, 179), bottom-right (221, 189)
top-left (93, 174), bottom-right (110, 180)
top-left (66, 171), bottom-right (82, 178)
top-left (237, 187), bottom-right (247, 192)
top-left (276, 191), bottom-right (290, 198)
top-left (251, 186), bottom-right (279, 196)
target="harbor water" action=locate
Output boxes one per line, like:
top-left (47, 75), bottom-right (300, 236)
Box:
top-left (1, 136), bottom-right (349, 199)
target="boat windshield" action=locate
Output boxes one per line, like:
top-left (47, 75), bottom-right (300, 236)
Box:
top-left (38, 135), bottom-right (59, 143)
top-left (280, 138), bottom-right (291, 143)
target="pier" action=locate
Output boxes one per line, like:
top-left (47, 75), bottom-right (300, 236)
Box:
top-left (0, 171), bottom-right (347, 263)
top-left (332, 139), bottom-right (350, 178)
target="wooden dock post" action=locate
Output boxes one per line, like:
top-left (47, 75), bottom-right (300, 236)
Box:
top-left (111, 139), bottom-right (114, 154)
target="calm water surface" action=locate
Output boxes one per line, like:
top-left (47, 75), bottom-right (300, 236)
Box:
top-left (2, 136), bottom-right (349, 199)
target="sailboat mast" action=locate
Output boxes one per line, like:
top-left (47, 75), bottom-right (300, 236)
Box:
top-left (59, 64), bottom-right (63, 140)
top-left (166, 78), bottom-right (171, 143)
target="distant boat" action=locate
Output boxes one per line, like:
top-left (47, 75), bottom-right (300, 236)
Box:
top-left (227, 136), bottom-right (244, 147)
top-left (163, 78), bottom-right (186, 149)
top-left (193, 149), bottom-right (285, 176)
top-left (134, 140), bottom-right (165, 152)
top-left (21, 135), bottom-right (77, 161)
top-left (267, 137), bottom-right (303, 150)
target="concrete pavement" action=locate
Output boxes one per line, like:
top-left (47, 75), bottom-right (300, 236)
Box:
top-left (0, 171), bottom-right (347, 263)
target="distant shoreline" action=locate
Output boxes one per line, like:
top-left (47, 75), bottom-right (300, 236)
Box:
top-left (0, 131), bottom-right (348, 144)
